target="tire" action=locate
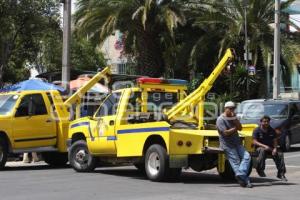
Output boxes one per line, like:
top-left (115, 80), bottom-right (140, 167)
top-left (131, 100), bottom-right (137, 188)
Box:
top-left (68, 140), bottom-right (97, 172)
top-left (218, 159), bottom-right (252, 180)
top-left (42, 152), bottom-right (68, 167)
top-left (281, 134), bottom-right (291, 152)
top-left (145, 144), bottom-right (168, 181)
top-left (0, 138), bottom-right (8, 170)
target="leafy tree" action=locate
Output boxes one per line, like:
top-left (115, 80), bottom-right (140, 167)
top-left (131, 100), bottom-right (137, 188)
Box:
top-left (74, 0), bottom-right (185, 77)
top-left (71, 37), bottom-right (106, 71)
top-left (0, 0), bottom-right (61, 86)
top-left (182, 0), bottom-right (299, 98)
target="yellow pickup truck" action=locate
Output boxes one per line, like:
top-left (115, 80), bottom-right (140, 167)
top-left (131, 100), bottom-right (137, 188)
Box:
top-left (67, 49), bottom-right (255, 181)
top-left (0, 90), bottom-right (70, 168)
top-left (0, 68), bottom-right (111, 169)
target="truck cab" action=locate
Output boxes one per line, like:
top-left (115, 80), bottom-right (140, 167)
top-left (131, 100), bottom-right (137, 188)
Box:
top-left (0, 90), bottom-right (69, 168)
top-left (0, 67), bottom-right (112, 169)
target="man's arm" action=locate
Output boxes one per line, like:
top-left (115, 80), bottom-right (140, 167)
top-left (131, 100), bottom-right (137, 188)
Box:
top-left (232, 118), bottom-right (242, 131)
top-left (223, 127), bottom-right (238, 136)
top-left (253, 138), bottom-right (272, 150)
top-left (272, 135), bottom-right (278, 155)
top-left (217, 117), bottom-right (238, 136)
top-left (252, 129), bottom-right (272, 151)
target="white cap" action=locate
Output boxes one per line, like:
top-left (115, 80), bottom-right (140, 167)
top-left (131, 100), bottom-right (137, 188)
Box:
top-left (224, 101), bottom-right (235, 108)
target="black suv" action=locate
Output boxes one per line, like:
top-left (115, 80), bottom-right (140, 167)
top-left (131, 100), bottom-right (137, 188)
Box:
top-left (237, 99), bottom-right (300, 151)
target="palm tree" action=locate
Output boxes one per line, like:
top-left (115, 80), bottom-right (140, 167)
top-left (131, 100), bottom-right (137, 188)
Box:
top-left (184, 0), bottom-right (298, 97)
top-left (74, 0), bottom-right (185, 77)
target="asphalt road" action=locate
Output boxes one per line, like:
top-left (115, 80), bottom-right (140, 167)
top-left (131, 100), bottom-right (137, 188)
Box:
top-left (1, 146), bottom-right (300, 200)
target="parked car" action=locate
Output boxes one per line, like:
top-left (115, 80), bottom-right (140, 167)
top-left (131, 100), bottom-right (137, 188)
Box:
top-left (237, 99), bottom-right (300, 151)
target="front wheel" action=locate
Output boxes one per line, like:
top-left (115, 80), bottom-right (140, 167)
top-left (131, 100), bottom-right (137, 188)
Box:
top-left (145, 144), bottom-right (168, 181)
top-left (68, 140), bottom-right (97, 172)
top-left (0, 138), bottom-right (8, 170)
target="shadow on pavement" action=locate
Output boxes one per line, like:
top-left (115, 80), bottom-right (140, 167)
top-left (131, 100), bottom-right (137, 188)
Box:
top-left (94, 168), bottom-right (147, 180)
top-left (2, 164), bottom-right (70, 171)
top-left (93, 168), bottom-right (298, 187)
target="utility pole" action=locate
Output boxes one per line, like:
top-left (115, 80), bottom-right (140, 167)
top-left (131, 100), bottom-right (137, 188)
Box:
top-left (273, 0), bottom-right (280, 99)
top-left (243, 0), bottom-right (249, 97)
top-left (62, 0), bottom-right (71, 91)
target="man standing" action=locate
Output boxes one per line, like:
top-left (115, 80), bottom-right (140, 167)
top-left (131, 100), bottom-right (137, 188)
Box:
top-left (216, 101), bottom-right (252, 188)
top-left (252, 115), bottom-right (287, 181)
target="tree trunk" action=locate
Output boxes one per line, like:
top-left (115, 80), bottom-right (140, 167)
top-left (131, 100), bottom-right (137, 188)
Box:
top-left (134, 25), bottom-right (164, 77)
top-left (0, 64), bottom-right (4, 88)
top-left (0, 41), bottom-right (13, 88)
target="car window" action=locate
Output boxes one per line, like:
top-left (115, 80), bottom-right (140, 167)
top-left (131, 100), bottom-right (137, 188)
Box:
top-left (0, 95), bottom-right (19, 115)
top-left (95, 93), bottom-right (121, 117)
top-left (15, 94), bottom-right (47, 117)
top-left (127, 92), bottom-right (142, 112)
top-left (147, 91), bottom-right (178, 112)
top-left (241, 103), bottom-right (288, 120)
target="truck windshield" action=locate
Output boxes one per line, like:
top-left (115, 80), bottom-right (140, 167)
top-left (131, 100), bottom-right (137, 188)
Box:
top-left (0, 95), bottom-right (19, 115)
top-left (147, 92), bottom-right (178, 112)
top-left (241, 103), bottom-right (288, 120)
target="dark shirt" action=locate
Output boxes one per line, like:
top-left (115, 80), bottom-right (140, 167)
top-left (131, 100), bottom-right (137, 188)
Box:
top-left (252, 126), bottom-right (277, 148)
top-left (216, 114), bottom-right (241, 149)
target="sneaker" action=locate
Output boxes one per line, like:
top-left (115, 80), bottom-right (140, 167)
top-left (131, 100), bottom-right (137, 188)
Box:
top-left (235, 175), bottom-right (246, 187)
top-left (245, 182), bottom-right (253, 188)
top-left (256, 170), bottom-right (266, 177)
top-left (277, 174), bottom-right (288, 182)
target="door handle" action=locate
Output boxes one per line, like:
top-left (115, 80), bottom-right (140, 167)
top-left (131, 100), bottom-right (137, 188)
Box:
top-left (46, 119), bottom-right (52, 123)
top-left (109, 120), bottom-right (115, 126)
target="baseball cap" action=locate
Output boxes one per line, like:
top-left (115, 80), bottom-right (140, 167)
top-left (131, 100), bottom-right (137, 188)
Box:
top-left (224, 101), bottom-right (235, 108)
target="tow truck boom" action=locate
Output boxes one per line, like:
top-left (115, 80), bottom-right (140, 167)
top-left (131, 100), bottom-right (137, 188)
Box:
top-left (64, 67), bottom-right (111, 118)
top-left (165, 49), bottom-right (235, 129)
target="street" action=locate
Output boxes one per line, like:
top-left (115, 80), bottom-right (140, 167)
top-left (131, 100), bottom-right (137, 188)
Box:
top-left (0, 145), bottom-right (299, 200)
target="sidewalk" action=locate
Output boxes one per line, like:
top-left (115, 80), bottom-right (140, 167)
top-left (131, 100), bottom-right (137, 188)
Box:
top-left (5, 161), bottom-right (47, 167)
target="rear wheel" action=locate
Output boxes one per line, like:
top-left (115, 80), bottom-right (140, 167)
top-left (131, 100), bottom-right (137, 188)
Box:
top-left (145, 144), bottom-right (168, 181)
top-left (42, 152), bottom-right (68, 167)
top-left (68, 140), bottom-right (97, 172)
top-left (0, 138), bottom-right (8, 170)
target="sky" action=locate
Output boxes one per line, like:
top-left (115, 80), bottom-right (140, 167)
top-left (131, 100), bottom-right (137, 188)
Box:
top-left (289, 0), bottom-right (300, 31)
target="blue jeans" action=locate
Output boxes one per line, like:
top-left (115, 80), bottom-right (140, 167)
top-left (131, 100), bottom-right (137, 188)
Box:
top-left (224, 145), bottom-right (251, 183)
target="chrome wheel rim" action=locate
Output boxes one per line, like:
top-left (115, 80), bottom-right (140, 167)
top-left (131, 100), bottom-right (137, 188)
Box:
top-left (75, 149), bottom-right (89, 165)
top-left (147, 152), bottom-right (160, 176)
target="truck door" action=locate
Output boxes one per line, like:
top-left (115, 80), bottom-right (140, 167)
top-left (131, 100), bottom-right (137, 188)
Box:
top-left (90, 92), bottom-right (121, 155)
top-left (12, 93), bottom-right (57, 149)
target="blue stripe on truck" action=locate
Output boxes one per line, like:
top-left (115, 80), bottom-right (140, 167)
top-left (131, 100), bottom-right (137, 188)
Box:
top-left (70, 122), bottom-right (90, 128)
top-left (117, 127), bottom-right (169, 134)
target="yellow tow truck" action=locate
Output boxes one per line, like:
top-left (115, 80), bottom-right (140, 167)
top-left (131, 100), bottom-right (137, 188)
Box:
top-left (0, 68), bottom-right (111, 169)
top-left (67, 49), bottom-right (255, 181)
